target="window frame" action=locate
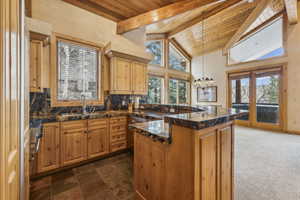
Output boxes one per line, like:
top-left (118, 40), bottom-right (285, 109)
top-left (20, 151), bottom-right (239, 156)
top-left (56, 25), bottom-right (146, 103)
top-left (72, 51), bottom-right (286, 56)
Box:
top-left (168, 42), bottom-right (191, 73)
top-left (146, 37), bottom-right (192, 105)
top-left (50, 33), bottom-right (104, 107)
top-left (167, 78), bottom-right (190, 105)
top-left (147, 74), bottom-right (165, 104)
top-left (226, 14), bottom-right (287, 66)
top-left (145, 39), bottom-right (164, 67)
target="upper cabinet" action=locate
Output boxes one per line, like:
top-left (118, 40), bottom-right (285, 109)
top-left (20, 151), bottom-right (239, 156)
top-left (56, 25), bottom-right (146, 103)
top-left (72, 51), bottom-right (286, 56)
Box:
top-left (30, 40), bottom-right (43, 92)
top-left (29, 32), bottom-right (50, 92)
top-left (107, 51), bottom-right (149, 95)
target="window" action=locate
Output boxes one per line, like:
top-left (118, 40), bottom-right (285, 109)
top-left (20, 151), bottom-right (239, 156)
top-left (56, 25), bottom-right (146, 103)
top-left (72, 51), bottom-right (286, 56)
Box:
top-left (146, 40), bottom-right (163, 66)
top-left (169, 43), bottom-right (190, 72)
top-left (148, 76), bottom-right (164, 104)
top-left (168, 79), bottom-right (189, 104)
top-left (51, 34), bottom-right (103, 106)
top-left (228, 17), bottom-right (284, 65)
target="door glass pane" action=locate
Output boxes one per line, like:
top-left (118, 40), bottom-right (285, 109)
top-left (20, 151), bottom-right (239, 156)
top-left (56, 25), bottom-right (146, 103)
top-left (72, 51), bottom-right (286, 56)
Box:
top-left (231, 77), bottom-right (250, 120)
top-left (256, 74), bottom-right (280, 124)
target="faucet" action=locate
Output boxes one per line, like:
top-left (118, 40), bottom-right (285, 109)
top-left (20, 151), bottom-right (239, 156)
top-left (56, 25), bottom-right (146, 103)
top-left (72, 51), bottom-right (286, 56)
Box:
top-left (81, 94), bottom-right (87, 115)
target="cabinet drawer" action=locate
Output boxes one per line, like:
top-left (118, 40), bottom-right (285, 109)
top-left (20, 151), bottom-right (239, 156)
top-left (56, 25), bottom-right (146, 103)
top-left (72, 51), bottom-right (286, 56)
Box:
top-left (88, 119), bottom-right (108, 130)
top-left (110, 117), bottom-right (127, 125)
top-left (110, 132), bottom-right (127, 143)
top-left (61, 120), bottom-right (87, 132)
top-left (110, 124), bottom-right (127, 132)
top-left (111, 141), bottom-right (127, 152)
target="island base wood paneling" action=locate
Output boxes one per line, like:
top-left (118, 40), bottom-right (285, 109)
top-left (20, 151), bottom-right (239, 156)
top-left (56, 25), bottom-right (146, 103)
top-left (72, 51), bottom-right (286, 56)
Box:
top-left (134, 121), bottom-right (235, 200)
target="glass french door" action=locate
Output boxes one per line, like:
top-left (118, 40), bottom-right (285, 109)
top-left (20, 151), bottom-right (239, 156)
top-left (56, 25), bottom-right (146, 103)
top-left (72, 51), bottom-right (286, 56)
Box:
top-left (228, 67), bottom-right (283, 130)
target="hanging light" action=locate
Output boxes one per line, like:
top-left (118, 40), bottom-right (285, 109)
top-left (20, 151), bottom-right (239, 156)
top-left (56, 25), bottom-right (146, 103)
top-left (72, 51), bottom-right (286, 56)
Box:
top-left (193, 16), bottom-right (216, 89)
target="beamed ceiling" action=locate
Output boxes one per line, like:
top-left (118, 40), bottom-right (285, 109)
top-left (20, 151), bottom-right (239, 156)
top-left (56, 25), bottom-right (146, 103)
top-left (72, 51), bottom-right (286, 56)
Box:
top-left (62, 0), bottom-right (293, 56)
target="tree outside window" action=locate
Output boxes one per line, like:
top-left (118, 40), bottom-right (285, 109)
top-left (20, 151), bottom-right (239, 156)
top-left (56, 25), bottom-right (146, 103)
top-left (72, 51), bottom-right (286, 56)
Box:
top-left (169, 43), bottom-right (189, 72)
top-left (146, 40), bottom-right (163, 66)
top-left (168, 79), bottom-right (189, 104)
top-left (148, 76), bottom-right (164, 104)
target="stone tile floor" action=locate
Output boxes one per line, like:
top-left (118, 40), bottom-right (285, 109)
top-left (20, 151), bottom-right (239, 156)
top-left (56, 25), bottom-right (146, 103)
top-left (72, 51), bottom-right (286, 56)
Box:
top-left (30, 152), bottom-right (134, 200)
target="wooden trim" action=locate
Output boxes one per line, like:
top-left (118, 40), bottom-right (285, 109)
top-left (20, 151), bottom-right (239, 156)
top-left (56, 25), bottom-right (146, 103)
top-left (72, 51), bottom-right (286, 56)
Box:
top-left (61, 0), bottom-right (126, 22)
top-left (25, 0), bottom-right (32, 17)
top-left (284, 0), bottom-right (298, 25)
top-left (106, 50), bottom-right (151, 64)
top-left (116, 0), bottom-right (220, 34)
top-left (167, 0), bottom-right (244, 37)
top-left (169, 38), bottom-right (192, 61)
top-left (50, 33), bottom-right (104, 107)
top-left (146, 33), bottom-right (168, 40)
top-left (239, 11), bottom-right (284, 42)
top-left (30, 31), bottom-right (50, 47)
top-left (223, 0), bottom-right (271, 53)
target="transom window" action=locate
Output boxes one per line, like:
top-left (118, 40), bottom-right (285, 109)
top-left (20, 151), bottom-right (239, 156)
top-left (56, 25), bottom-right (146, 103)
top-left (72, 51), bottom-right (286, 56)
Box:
top-left (145, 40), bottom-right (163, 66)
top-left (228, 16), bottom-right (284, 65)
top-left (169, 43), bottom-right (190, 72)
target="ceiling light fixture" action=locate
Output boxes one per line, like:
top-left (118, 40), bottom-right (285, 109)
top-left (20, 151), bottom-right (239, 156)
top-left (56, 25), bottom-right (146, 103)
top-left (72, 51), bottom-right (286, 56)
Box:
top-left (193, 16), bottom-right (216, 89)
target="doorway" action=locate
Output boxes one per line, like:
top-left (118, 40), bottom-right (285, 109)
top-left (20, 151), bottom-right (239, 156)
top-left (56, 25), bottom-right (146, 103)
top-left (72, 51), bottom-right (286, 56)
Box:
top-left (228, 66), bottom-right (286, 131)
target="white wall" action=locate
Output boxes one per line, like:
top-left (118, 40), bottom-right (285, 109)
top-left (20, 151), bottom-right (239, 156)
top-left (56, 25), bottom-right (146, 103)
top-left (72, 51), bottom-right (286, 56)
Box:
top-left (191, 3), bottom-right (300, 132)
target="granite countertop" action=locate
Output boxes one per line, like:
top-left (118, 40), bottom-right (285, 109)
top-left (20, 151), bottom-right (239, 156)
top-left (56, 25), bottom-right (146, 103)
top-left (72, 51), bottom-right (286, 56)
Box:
top-left (129, 120), bottom-right (171, 144)
top-left (164, 106), bottom-right (248, 130)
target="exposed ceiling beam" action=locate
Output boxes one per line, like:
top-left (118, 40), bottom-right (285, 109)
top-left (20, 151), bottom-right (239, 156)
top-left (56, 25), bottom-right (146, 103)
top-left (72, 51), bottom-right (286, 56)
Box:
top-left (284, 0), bottom-right (298, 24)
top-left (167, 0), bottom-right (243, 37)
top-left (116, 0), bottom-right (221, 34)
top-left (62, 0), bottom-right (127, 22)
top-left (223, 0), bottom-right (272, 53)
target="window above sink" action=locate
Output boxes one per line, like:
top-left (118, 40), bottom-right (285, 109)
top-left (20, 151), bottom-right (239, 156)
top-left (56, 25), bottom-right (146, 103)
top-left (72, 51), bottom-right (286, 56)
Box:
top-left (51, 33), bottom-right (104, 107)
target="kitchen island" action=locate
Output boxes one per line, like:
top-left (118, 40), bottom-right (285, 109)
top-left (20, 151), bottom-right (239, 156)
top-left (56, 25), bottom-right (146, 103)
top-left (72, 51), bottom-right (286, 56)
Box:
top-left (130, 105), bottom-right (248, 200)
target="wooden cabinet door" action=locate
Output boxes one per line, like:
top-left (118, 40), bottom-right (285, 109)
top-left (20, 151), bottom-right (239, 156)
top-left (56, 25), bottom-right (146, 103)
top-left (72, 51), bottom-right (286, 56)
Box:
top-left (134, 133), bottom-right (166, 200)
top-left (219, 126), bottom-right (234, 200)
top-left (196, 131), bottom-right (218, 200)
top-left (132, 62), bottom-right (147, 95)
top-left (87, 119), bottom-right (109, 158)
top-left (111, 58), bottom-right (132, 94)
top-left (37, 123), bottom-right (60, 173)
top-left (30, 40), bottom-right (43, 92)
top-left (61, 120), bottom-right (87, 166)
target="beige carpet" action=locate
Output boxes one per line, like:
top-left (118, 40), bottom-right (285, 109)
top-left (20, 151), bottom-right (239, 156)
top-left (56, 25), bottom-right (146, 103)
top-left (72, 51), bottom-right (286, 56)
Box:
top-left (235, 126), bottom-right (300, 200)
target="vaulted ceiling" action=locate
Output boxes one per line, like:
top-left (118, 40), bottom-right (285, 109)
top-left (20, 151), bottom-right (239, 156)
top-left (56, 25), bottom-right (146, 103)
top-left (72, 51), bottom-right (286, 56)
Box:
top-left (61, 0), bottom-right (295, 56)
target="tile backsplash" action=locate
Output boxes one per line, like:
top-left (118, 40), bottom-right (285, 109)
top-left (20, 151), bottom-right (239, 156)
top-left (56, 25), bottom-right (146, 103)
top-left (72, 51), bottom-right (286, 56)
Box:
top-left (30, 88), bottom-right (147, 115)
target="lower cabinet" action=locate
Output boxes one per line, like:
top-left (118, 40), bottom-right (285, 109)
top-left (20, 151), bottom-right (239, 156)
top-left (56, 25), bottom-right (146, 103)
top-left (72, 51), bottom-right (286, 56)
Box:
top-left (37, 122), bottom-right (60, 173)
top-left (60, 120), bottom-right (88, 167)
top-left (134, 133), bottom-right (166, 200)
top-left (36, 117), bottom-right (128, 174)
top-left (87, 119), bottom-right (109, 159)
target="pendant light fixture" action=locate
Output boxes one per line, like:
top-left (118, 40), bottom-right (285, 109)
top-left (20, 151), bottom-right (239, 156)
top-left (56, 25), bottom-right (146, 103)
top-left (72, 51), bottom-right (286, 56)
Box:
top-left (193, 16), bottom-right (216, 89)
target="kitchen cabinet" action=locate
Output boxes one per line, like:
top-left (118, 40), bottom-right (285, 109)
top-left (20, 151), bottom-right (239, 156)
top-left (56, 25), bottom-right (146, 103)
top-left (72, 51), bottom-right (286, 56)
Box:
top-left (132, 62), bottom-right (148, 95)
top-left (134, 122), bottom-right (235, 200)
top-left (87, 119), bottom-right (109, 159)
top-left (30, 40), bottom-right (43, 92)
top-left (60, 120), bottom-right (88, 166)
top-left (134, 133), bottom-right (166, 200)
top-left (108, 51), bottom-right (149, 95)
top-left (37, 122), bottom-right (60, 173)
top-left (110, 116), bottom-right (128, 152)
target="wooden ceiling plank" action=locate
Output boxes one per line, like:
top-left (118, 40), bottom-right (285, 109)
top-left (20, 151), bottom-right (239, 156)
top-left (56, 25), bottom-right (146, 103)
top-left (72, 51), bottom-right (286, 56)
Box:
top-left (284, 0), bottom-right (298, 24)
top-left (167, 0), bottom-right (244, 37)
top-left (62, 0), bottom-right (127, 21)
top-left (223, 0), bottom-right (272, 53)
top-left (116, 0), bottom-right (221, 34)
